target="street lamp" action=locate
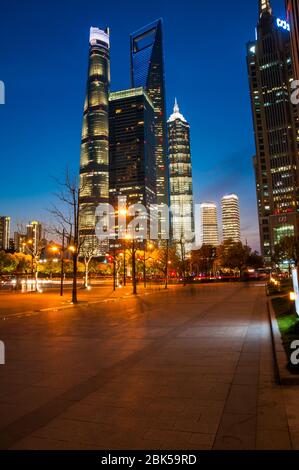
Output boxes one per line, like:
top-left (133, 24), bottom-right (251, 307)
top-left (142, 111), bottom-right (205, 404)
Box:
top-left (50, 229), bottom-right (67, 296)
top-left (143, 241), bottom-right (154, 288)
top-left (126, 233), bottom-right (137, 295)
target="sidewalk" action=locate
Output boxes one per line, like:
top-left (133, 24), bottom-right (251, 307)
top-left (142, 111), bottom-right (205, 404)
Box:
top-left (0, 282), bottom-right (174, 320)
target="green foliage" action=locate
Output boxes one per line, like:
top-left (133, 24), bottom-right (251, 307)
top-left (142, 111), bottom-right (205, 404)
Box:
top-left (191, 245), bottom-right (216, 274)
top-left (0, 251), bottom-right (18, 273)
top-left (273, 236), bottom-right (299, 266)
top-left (0, 251), bottom-right (32, 274)
top-left (215, 239), bottom-right (262, 274)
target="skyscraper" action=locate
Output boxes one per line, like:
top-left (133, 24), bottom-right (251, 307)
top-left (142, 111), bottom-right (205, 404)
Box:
top-left (221, 194), bottom-right (241, 243)
top-left (199, 203), bottom-right (219, 247)
top-left (0, 216), bottom-right (10, 251)
top-left (247, 1), bottom-right (299, 261)
top-left (14, 232), bottom-right (26, 253)
top-left (130, 20), bottom-right (169, 225)
top-left (168, 99), bottom-right (194, 251)
top-left (79, 27), bottom-right (110, 253)
top-left (287, 0), bottom-right (299, 82)
top-left (26, 221), bottom-right (43, 253)
top-left (109, 87), bottom-right (156, 239)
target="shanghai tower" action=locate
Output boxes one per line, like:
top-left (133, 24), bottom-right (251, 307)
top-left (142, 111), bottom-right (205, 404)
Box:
top-left (130, 19), bottom-right (169, 237)
top-left (79, 27), bottom-right (110, 252)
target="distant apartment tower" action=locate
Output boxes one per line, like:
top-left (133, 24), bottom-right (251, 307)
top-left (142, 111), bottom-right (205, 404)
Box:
top-left (14, 232), bottom-right (26, 253)
top-left (287, 0), bottom-right (299, 81)
top-left (200, 203), bottom-right (219, 246)
top-left (0, 216), bottom-right (10, 250)
top-left (109, 88), bottom-right (156, 239)
top-left (130, 20), bottom-right (169, 237)
top-left (26, 221), bottom-right (43, 252)
top-left (168, 99), bottom-right (194, 251)
top-left (79, 27), bottom-right (110, 253)
top-left (222, 194), bottom-right (241, 243)
top-left (247, 1), bottom-right (299, 261)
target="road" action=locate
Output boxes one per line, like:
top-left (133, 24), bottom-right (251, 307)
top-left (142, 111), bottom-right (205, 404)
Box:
top-left (0, 282), bottom-right (299, 450)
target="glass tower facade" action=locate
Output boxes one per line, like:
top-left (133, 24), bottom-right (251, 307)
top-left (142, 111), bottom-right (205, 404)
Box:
top-left (221, 195), bottom-right (241, 243)
top-left (79, 27), bottom-right (110, 253)
top-left (247, 1), bottom-right (299, 261)
top-left (109, 88), bottom-right (156, 241)
top-left (168, 99), bottom-right (194, 252)
top-left (200, 203), bottom-right (219, 247)
top-left (130, 20), bottom-right (169, 225)
top-left (287, 0), bottom-right (299, 82)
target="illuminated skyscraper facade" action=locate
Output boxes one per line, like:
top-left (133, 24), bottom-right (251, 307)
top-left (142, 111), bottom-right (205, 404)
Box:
top-left (168, 99), bottom-right (194, 251)
top-left (26, 220), bottom-right (43, 253)
top-left (287, 0), bottom-right (299, 81)
top-left (0, 216), bottom-right (10, 251)
top-left (130, 19), bottom-right (169, 225)
top-left (200, 203), bottom-right (219, 247)
top-left (79, 27), bottom-right (110, 252)
top-left (247, 1), bottom-right (299, 261)
top-left (109, 87), bottom-right (156, 240)
top-left (221, 194), bottom-right (241, 243)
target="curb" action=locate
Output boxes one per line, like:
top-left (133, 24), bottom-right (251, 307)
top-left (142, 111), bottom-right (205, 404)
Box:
top-left (268, 299), bottom-right (299, 385)
top-left (0, 284), bottom-right (179, 321)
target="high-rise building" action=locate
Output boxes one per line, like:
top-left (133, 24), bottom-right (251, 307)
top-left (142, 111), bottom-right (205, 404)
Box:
top-left (221, 194), bottom-right (241, 243)
top-left (79, 27), bottom-right (110, 253)
top-left (14, 232), bottom-right (26, 253)
top-left (287, 0), bottom-right (299, 81)
top-left (199, 203), bottom-right (219, 247)
top-left (247, 1), bottom-right (299, 261)
top-left (130, 19), bottom-right (169, 229)
top-left (109, 88), bottom-right (156, 240)
top-left (0, 216), bottom-right (10, 251)
top-left (168, 98), bottom-right (194, 251)
top-left (26, 221), bottom-right (43, 253)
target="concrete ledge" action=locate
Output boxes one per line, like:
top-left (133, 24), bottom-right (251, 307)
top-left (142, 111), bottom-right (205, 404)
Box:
top-left (268, 299), bottom-right (299, 385)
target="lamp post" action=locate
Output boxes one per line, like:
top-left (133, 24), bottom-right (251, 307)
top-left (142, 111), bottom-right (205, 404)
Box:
top-left (51, 230), bottom-right (65, 296)
top-left (51, 231), bottom-right (73, 297)
top-left (113, 244), bottom-right (117, 291)
top-left (132, 236), bottom-right (137, 295)
top-left (165, 239), bottom-right (169, 289)
top-left (123, 246), bottom-right (126, 286)
top-left (119, 208), bottom-right (128, 287)
top-left (27, 239), bottom-right (34, 279)
top-left (143, 242), bottom-right (153, 288)
top-left (126, 234), bottom-right (137, 295)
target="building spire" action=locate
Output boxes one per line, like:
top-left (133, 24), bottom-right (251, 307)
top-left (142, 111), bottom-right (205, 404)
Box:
top-left (168, 97), bottom-right (187, 123)
top-left (259, 0), bottom-right (272, 17)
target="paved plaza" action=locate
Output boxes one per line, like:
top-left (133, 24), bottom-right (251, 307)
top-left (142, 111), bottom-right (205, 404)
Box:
top-left (0, 283), bottom-right (299, 450)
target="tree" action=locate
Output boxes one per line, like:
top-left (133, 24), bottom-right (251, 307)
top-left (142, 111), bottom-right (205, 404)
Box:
top-left (0, 251), bottom-right (17, 274)
top-left (217, 239), bottom-right (251, 276)
top-left (13, 253), bottom-right (32, 273)
top-left (24, 238), bottom-right (47, 290)
top-left (272, 236), bottom-right (299, 272)
top-left (191, 245), bottom-right (216, 275)
top-left (50, 170), bottom-right (83, 303)
top-left (80, 237), bottom-right (100, 288)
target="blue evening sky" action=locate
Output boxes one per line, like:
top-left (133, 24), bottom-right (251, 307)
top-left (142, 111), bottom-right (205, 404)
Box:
top-left (0, 0), bottom-right (287, 251)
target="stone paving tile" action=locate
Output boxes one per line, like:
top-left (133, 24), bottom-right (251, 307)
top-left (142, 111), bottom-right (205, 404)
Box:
top-left (256, 428), bottom-right (292, 450)
top-left (213, 413), bottom-right (256, 450)
top-left (10, 436), bottom-right (101, 450)
top-left (189, 432), bottom-right (214, 450)
top-left (1, 284), bottom-right (298, 450)
top-left (224, 384), bottom-right (257, 415)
